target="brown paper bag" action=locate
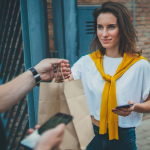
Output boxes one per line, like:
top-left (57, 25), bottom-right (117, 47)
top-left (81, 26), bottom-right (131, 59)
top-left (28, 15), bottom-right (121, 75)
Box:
top-left (38, 79), bottom-right (95, 150)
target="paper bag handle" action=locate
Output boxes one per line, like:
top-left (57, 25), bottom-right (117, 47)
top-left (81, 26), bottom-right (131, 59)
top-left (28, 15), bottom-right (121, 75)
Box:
top-left (55, 63), bottom-right (65, 81)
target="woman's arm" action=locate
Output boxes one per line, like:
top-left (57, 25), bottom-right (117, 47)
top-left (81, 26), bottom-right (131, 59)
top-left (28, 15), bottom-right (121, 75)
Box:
top-left (134, 100), bottom-right (150, 113)
top-left (133, 93), bottom-right (150, 113)
top-left (112, 94), bottom-right (150, 116)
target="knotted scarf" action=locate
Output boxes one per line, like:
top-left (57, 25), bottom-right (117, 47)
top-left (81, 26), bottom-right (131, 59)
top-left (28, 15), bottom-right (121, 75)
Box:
top-left (89, 50), bottom-right (147, 140)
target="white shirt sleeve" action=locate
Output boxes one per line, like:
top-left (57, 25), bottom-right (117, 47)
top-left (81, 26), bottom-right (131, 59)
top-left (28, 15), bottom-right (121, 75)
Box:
top-left (71, 56), bottom-right (84, 80)
top-left (142, 60), bottom-right (150, 101)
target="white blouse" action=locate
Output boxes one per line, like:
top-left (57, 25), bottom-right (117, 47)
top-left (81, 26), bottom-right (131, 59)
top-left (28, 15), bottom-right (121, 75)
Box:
top-left (71, 55), bottom-right (150, 128)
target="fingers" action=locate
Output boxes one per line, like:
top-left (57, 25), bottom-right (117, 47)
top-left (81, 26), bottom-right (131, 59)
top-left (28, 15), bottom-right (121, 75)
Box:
top-left (50, 59), bottom-right (69, 65)
top-left (54, 124), bottom-right (65, 136)
top-left (51, 124), bottom-right (65, 150)
top-left (61, 59), bottom-right (69, 64)
top-left (56, 67), bottom-right (71, 73)
top-left (52, 144), bottom-right (61, 150)
top-left (128, 100), bottom-right (134, 104)
top-left (27, 125), bottom-right (41, 134)
top-left (27, 129), bottom-right (35, 134)
top-left (51, 135), bottom-right (64, 150)
top-left (55, 71), bottom-right (71, 77)
top-left (34, 125), bottom-right (41, 129)
top-left (120, 107), bottom-right (134, 112)
top-left (61, 63), bottom-right (70, 68)
top-left (112, 109), bottom-right (131, 117)
top-left (53, 64), bottom-right (71, 79)
top-left (54, 63), bottom-right (70, 70)
top-left (54, 69), bottom-right (71, 82)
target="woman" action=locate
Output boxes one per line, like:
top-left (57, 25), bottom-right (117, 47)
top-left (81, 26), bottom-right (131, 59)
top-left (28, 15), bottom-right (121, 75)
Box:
top-left (65, 2), bottom-right (150, 150)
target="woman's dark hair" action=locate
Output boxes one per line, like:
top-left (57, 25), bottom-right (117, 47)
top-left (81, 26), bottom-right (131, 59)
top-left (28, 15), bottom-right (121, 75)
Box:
top-left (90, 2), bottom-right (142, 56)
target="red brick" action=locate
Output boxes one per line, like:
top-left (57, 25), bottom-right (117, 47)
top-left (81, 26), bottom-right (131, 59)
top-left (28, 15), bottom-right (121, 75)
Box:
top-left (136, 8), bottom-right (143, 12)
top-left (141, 30), bottom-right (147, 33)
top-left (136, 26), bottom-right (145, 29)
top-left (137, 33), bottom-right (143, 37)
top-left (49, 30), bottom-right (53, 35)
top-left (139, 21), bottom-right (146, 24)
top-left (145, 17), bottom-right (150, 20)
top-left (142, 46), bottom-right (148, 49)
top-left (91, 0), bottom-right (100, 3)
top-left (147, 13), bottom-right (150, 16)
top-left (140, 37), bottom-right (148, 41)
top-left (145, 42), bottom-right (150, 45)
top-left (50, 40), bottom-right (54, 45)
top-left (47, 4), bottom-right (51, 9)
top-left (143, 8), bottom-right (149, 12)
top-left (49, 36), bottom-right (54, 40)
top-left (143, 49), bottom-right (150, 53)
top-left (78, 0), bottom-right (81, 4)
top-left (146, 21), bottom-right (150, 24)
top-left (139, 3), bottom-right (147, 7)
top-left (142, 0), bottom-right (149, 2)
top-left (82, 0), bottom-right (92, 3)
top-left (136, 17), bottom-right (141, 21)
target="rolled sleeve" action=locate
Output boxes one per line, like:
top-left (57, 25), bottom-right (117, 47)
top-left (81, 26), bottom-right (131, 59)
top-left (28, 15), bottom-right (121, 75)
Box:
top-left (142, 61), bottom-right (150, 101)
top-left (71, 56), bottom-right (85, 80)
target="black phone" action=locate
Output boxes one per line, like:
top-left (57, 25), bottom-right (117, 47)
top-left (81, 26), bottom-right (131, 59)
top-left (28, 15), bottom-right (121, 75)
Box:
top-left (20, 113), bottom-right (73, 149)
top-left (115, 103), bottom-right (133, 109)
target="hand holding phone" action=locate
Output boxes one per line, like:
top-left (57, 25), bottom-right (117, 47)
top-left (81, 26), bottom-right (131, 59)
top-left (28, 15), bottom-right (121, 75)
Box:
top-left (21, 113), bottom-right (73, 149)
top-left (34, 124), bottom-right (65, 150)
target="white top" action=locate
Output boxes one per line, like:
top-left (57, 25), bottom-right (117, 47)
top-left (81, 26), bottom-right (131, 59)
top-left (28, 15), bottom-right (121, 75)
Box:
top-left (71, 55), bottom-right (150, 128)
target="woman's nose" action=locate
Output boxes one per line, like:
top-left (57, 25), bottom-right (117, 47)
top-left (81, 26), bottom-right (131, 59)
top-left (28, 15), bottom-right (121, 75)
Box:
top-left (102, 29), bottom-right (109, 37)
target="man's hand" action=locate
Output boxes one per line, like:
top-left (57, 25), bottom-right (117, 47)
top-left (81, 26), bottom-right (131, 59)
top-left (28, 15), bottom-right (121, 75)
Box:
top-left (28, 124), bottom-right (65, 150)
top-left (112, 100), bottom-right (136, 117)
top-left (35, 124), bottom-right (65, 150)
top-left (34, 59), bottom-right (71, 81)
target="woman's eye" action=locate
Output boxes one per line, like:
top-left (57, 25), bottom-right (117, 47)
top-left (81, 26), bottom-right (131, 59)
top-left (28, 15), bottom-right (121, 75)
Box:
top-left (97, 25), bottom-right (103, 29)
top-left (109, 26), bottom-right (115, 29)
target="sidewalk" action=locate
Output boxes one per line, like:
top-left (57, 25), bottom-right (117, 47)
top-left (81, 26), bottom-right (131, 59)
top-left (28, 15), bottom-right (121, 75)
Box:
top-left (136, 118), bottom-right (150, 150)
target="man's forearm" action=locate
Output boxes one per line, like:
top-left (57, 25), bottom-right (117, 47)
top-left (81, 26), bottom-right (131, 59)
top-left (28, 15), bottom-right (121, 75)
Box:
top-left (134, 100), bottom-right (150, 113)
top-left (0, 70), bottom-right (36, 114)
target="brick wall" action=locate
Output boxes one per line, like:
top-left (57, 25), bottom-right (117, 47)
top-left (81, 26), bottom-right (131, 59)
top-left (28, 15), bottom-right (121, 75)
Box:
top-left (47, 0), bottom-right (54, 52)
top-left (47, 0), bottom-right (150, 61)
top-left (78, 0), bottom-right (150, 61)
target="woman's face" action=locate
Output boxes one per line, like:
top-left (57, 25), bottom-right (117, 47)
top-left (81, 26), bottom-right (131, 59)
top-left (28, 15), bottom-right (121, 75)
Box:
top-left (97, 13), bottom-right (120, 51)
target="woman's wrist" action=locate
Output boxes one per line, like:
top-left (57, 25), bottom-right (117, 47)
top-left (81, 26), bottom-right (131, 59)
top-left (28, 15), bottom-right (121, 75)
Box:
top-left (133, 102), bottom-right (149, 113)
top-left (133, 103), bottom-right (138, 112)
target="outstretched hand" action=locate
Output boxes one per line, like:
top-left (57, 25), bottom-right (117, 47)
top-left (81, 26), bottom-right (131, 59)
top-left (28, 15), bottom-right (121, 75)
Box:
top-left (34, 59), bottom-right (71, 81)
top-left (112, 100), bottom-right (136, 117)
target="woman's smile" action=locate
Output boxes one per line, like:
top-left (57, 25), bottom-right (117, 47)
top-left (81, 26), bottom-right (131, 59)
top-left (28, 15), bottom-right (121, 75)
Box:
top-left (101, 39), bottom-right (112, 43)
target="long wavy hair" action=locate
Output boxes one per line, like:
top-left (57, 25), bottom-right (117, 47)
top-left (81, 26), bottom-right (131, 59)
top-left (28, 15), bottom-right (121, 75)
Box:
top-left (90, 2), bottom-right (142, 56)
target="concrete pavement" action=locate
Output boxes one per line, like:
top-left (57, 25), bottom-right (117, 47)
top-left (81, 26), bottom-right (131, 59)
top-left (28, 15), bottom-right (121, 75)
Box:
top-left (136, 119), bottom-right (150, 150)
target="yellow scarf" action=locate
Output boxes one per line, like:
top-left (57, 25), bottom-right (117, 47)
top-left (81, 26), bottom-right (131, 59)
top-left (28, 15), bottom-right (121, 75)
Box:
top-left (89, 50), bottom-right (147, 140)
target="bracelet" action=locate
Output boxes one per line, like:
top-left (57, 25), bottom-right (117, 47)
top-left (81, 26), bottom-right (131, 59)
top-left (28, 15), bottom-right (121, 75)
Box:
top-left (29, 67), bottom-right (42, 86)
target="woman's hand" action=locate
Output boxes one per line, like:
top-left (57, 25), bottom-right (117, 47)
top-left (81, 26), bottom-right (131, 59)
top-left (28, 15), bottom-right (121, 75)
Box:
top-left (53, 73), bottom-right (74, 83)
top-left (112, 100), bottom-right (136, 117)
